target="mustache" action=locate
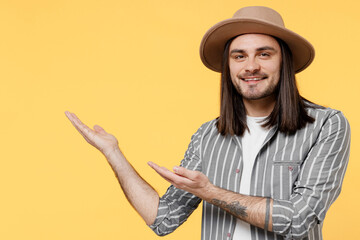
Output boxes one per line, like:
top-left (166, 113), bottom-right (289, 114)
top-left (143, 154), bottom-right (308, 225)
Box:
top-left (238, 73), bottom-right (268, 79)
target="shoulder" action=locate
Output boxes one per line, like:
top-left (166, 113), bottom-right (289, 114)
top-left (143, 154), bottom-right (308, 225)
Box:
top-left (198, 118), bottom-right (218, 132)
top-left (306, 103), bottom-right (348, 122)
top-left (189, 118), bottom-right (220, 142)
top-left (305, 104), bottom-right (350, 133)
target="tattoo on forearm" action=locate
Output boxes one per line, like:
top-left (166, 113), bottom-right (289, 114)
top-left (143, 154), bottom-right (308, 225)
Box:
top-left (211, 199), bottom-right (248, 218)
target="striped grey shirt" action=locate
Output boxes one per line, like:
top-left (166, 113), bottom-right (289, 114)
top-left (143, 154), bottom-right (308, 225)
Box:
top-left (149, 106), bottom-right (350, 240)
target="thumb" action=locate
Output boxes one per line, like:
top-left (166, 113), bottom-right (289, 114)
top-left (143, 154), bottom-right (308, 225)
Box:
top-left (93, 124), bottom-right (107, 134)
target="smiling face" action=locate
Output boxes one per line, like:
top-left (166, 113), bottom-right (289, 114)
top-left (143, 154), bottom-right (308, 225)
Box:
top-left (228, 34), bottom-right (282, 101)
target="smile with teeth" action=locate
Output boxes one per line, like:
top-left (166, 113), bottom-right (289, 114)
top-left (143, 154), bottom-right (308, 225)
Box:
top-left (241, 76), bottom-right (267, 82)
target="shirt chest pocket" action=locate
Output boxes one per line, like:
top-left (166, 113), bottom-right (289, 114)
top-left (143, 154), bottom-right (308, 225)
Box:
top-left (270, 160), bottom-right (302, 199)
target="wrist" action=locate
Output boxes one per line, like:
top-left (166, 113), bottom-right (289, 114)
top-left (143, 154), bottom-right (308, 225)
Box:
top-left (104, 147), bottom-right (125, 166)
top-left (103, 145), bottom-right (121, 158)
top-left (201, 183), bottom-right (218, 202)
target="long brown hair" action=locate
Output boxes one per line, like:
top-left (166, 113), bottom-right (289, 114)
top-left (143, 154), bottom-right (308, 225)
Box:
top-left (216, 36), bottom-right (315, 136)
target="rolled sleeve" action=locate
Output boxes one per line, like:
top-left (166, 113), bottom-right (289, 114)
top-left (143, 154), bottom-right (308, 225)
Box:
top-left (149, 124), bottom-right (204, 236)
top-left (272, 111), bottom-right (351, 239)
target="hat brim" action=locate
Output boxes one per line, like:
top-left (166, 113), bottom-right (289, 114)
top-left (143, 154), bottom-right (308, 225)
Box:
top-left (200, 18), bottom-right (315, 73)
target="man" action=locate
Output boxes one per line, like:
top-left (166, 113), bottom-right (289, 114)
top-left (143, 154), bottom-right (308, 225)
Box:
top-left (65, 6), bottom-right (350, 240)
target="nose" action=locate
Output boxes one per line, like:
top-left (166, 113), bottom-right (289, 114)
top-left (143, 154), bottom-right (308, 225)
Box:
top-left (244, 57), bottom-right (260, 73)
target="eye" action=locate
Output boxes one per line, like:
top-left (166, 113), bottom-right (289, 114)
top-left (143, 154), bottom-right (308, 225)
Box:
top-left (259, 52), bottom-right (271, 58)
top-left (233, 54), bottom-right (245, 60)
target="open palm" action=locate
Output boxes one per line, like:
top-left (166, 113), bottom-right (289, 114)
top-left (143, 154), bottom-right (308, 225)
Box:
top-left (65, 111), bottom-right (119, 157)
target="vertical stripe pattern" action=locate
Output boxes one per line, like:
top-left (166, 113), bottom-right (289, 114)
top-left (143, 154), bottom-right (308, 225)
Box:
top-left (149, 106), bottom-right (351, 240)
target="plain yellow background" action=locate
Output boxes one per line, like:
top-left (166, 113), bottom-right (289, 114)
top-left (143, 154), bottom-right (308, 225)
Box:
top-left (0, 0), bottom-right (358, 239)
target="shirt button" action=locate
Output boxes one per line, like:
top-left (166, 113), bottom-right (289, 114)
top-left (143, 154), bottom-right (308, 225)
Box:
top-left (236, 169), bottom-right (240, 173)
top-left (227, 233), bottom-right (231, 237)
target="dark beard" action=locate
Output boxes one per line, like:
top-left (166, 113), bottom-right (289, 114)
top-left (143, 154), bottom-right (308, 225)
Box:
top-left (235, 81), bottom-right (278, 100)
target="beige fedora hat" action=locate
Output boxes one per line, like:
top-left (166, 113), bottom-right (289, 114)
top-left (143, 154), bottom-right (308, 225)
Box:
top-left (200, 6), bottom-right (315, 73)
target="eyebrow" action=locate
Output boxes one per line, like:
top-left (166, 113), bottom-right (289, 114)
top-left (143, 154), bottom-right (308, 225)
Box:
top-left (257, 46), bottom-right (277, 52)
top-left (230, 46), bottom-right (277, 54)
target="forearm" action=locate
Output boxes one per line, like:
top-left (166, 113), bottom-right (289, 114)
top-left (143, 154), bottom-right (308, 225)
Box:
top-left (203, 185), bottom-right (273, 231)
top-left (105, 148), bottom-right (159, 225)
top-left (149, 163), bottom-right (273, 231)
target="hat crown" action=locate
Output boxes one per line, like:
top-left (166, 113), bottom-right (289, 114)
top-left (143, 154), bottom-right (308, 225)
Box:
top-left (233, 6), bottom-right (285, 27)
top-left (200, 6), bottom-right (314, 73)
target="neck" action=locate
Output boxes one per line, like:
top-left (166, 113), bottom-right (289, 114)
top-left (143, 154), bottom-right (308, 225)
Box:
top-left (243, 95), bottom-right (276, 117)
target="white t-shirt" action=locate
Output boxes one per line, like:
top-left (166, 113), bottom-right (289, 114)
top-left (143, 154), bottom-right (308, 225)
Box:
top-left (233, 116), bottom-right (270, 240)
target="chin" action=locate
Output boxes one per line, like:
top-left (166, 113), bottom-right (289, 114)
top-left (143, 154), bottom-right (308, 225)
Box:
top-left (242, 91), bottom-right (276, 101)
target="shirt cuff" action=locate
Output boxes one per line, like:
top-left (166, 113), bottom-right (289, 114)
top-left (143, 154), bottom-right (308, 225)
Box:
top-left (148, 198), bottom-right (171, 235)
top-left (272, 199), bottom-right (294, 237)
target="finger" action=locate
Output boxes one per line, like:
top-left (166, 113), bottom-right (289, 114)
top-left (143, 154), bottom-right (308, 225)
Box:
top-left (69, 112), bottom-right (89, 129)
top-left (67, 112), bottom-right (95, 137)
top-left (65, 111), bottom-right (80, 127)
top-left (148, 162), bottom-right (177, 180)
top-left (65, 111), bottom-right (85, 133)
top-left (65, 112), bottom-right (96, 142)
top-left (150, 166), bottom-right (177, 185)
top-left (67, 113), bottom-right (90, 136)
top-left (73, 122), bottom-right (93, 143)
top-left (148, 162), bottom-right (193, 186)
top-left (65, 111), bottom-right (81, 127)
top-left (173, 166), bottom-right (200, 181)
top-left (65, 111), bottom-right (71, 119)
top-left (93, 124), bottom-right (107, 134)
top-left (148, 162), bottom-right (170, 175)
